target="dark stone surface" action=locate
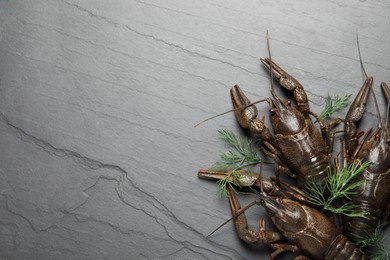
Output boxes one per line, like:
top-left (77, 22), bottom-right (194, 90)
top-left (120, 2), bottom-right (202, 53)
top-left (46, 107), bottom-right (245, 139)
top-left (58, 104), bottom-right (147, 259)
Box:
top-left (0, 0), bottom-right (389, 259)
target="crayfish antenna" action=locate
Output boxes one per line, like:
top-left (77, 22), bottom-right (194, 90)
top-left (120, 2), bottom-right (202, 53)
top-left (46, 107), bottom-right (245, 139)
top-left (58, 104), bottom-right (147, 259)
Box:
top-left (357, 32), bottom-right (369, 80)
top-left (264, 31), bottom-right (288, 113)
top-left (371, 87), bottom-right (383, 130)
top-left (206, 200), bottom-right (257, 238)
top-left (265, 30), bottom-right (284, 108)
top-left (194, 98), bottom-right (268, 127)
top-left (258, 160), bottom-right (264, 193)
top-left (266, 30), bottom-right (276, 98)
top-left (195, 30), bottom-right (278, 128)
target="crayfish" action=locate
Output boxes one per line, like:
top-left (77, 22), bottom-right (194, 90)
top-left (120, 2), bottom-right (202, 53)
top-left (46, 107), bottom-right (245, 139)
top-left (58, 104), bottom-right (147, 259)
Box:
top-left (198, 170), bottom-right (367, 259)
top-left (229, 56), bottom-right (342, 189)
top-left (196, 34), bottom-right (389, 259)
top-left (341, 50), bottom-right (390, 247)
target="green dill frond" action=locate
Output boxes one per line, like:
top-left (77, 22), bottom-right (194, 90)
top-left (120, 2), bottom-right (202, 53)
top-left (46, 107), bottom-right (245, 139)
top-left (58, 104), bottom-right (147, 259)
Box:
top-left (304, 160), bottom-right (370, 217)
top-left (356, 226), bottom-right (390, 260)
top-left (304, 178), bottom-right (327, 206)
top-left (319, 94), bottom-right (351, 120)
top-left (210, 130), bottom-right (272, 197)
top-left (216, 171), bottom-right (241, 197)
top-left (326, 161), bottom-right (369, 200)
top-left (356, 226), bottom-right (383, 248)
top-left (371, 248), bottom-right (390, 260)
top-left (210, 129), bottom-right (272, 171)
top-left (371, 252), bottom-right (390, 260)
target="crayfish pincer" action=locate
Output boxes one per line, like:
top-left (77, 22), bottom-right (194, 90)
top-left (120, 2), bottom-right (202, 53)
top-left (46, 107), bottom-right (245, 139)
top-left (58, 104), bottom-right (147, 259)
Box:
top-left (231, 58), bottom-right (341, 189)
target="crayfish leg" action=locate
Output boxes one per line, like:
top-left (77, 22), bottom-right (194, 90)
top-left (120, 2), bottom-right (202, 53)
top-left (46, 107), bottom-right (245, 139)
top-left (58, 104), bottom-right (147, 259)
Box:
top-left (269, 243), bottom-right (301, 260)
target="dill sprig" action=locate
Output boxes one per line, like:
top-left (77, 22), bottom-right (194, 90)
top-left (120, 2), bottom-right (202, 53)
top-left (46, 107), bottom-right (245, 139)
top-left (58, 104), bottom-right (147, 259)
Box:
top-left (319, 94), bottom-right (351, 120)
top-left (216, 171), bottom-right (242, 197)
top-left (356, 226), bottom-right (390, 260)
top-left (210, 129), bottom-right (271, 171)
top-left (210, 130), bottom-right (272, 196)
top-left (371, 250), bottom-right (390, 260)
top-left (304, 160), bottom-right (370, 218)
top-left (356, 226), bottom-right (383, 248)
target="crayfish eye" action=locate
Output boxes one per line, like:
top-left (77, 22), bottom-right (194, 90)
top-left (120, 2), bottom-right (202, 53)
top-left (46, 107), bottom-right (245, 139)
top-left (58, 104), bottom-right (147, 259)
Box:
top-left (270, 108), bottom-right (277, 115)
top-left (286, 100), bottom-right (291, 106)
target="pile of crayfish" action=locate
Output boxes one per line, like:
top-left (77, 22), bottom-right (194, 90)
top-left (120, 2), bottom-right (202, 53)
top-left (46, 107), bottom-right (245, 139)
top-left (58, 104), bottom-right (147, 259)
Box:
top-left (197, 37), bottom-right (390, 260)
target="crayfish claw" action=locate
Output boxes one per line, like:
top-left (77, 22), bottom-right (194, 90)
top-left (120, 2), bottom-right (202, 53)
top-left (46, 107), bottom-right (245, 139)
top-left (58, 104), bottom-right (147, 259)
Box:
top-left (261, 58), bottom-right (310, 116)
top-left (381, 81), bottom-right (390, 104)
top-left (197, 169), bottom-right (258, 187)
top-left (230, 85), bottom-right (258, 129)
top-left (226, 186), bottom-right (283, 245)
top-left (260, 58), bottom-right (303, 92)
top-left (344, 77), bottom-right (373, 153)
top-left (345, 77), bottom-right (373, 125)
top-left (381, 82), bottom-right (390, 131)
top-left (260, 58), bottom-right (283, 79)
top-left (230, 85), bottom-right (275, 140)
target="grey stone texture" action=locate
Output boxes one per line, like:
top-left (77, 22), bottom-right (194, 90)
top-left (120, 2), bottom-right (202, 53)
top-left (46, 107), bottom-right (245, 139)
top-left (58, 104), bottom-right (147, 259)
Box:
top-left (0, 0), bottom-right (389, 259)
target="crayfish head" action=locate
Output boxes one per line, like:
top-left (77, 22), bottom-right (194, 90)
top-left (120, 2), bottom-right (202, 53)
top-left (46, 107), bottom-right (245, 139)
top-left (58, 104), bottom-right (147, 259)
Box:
top-left (261, 196), bottom-right (307, 233)
top-left (269, 95), bottom-right (306, 135)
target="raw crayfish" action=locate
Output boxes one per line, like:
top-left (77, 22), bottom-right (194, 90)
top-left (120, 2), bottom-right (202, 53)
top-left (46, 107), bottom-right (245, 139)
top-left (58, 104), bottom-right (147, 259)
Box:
top-left (196, 36), bottom-right (389, 259)
top-left (198, 170), bottom-right (367, 259)
top-left (342, 74), bottom-right (390, 243)
top-left (229, 57), bottom-right (342, 189)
